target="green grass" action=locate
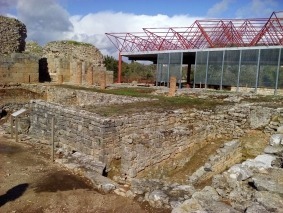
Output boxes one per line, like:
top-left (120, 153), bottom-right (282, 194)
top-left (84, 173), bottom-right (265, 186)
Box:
top-left (241, 94), bottom-right (283, 108)
top-left (54, 84), bottom-right (225, 116)
top-left (64, 40), bottom-right (93, 47)
top-left (54, 84), bottom-right (155, 97)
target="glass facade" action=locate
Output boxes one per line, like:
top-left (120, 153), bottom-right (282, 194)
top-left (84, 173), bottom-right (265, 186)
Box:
top-left (156, 52), bottom-right (183, 86)
top-left (195, 48), bottom-right (283, 94)
top-left (157, 47), bottom-right (283, 94)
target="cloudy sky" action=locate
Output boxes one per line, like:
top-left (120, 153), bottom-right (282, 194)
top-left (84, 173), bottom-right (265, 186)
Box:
top-left (0, 0), bottom-right (282, 58)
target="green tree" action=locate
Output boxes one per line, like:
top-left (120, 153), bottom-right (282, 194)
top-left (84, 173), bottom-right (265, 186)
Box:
top-left (103, 55), bottom-right (118, 81)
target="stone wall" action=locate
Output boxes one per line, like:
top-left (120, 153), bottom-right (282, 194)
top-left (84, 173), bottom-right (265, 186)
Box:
top-left (43, 41), bottom-right (104, 66)
top-left (22, 84), bottom-right (152, 106)
top-left (29, 101), bottom-right (106, 160)
top-left (27, 97), bottom-right (282, 179)
top-left (41, 41), bottom-right (113, 84)
top-left (0, 53), bottom-right (39, 85)
top-left (231, 86), bottom-right (283, 96)
top-left (189, 140), bottom-right (242, 185)
top-left (0, 16), bottom-right (27, 54)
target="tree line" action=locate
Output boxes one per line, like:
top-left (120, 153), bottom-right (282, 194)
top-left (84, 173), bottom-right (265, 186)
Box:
top-left (103, 55), bottom-right (156, 83)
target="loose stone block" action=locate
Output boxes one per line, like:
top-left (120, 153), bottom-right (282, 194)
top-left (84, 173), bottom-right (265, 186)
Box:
top-left (100, 72), bottom-right (106, 90)
top-left (86, 65), bottom-right (93, 85)
top-left (76, 61), bottom-right (82, 85)
top-left (168, 76), bottom-right (177, 97)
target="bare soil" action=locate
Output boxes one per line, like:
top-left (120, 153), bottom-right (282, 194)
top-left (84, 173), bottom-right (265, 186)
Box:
top-left (136, 130), bottom-right (268, 189)
top-left (136, 138), bottom-right (228, 187)
top-left (0, 87), bottom-right (271, 212)
top-left (0, 130), bottom-right (164, 213)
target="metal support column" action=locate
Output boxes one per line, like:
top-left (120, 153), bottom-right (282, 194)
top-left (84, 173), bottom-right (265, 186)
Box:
top-left (275, 48), bottom-right (282, 95)
top-left (179, 52), bottom-right (183, 88)
top-left (156, 54), bottom-right (160, 87)
top-left (51, 117), bottom-right (55, 162)
top-left (15, 117), bottom-right (18, 143)
top-left (255, 49), bottom-right (261, 94)
top-left (193, 52), bottom-right (198, 89)
top-left (118, 52), bottom-right (122, 83)
top-left (205, 51), bottom-right (209, 89)
top-left (167, 53), bottom-right (170, 87)
top-left (220, 50), bottom-right (225, 90)
top-left (236, 50), bottom-right (242, 92)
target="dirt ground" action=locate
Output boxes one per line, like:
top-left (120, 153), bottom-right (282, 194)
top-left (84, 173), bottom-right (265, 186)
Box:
top-left (0, 127), bottom-right (166, 213)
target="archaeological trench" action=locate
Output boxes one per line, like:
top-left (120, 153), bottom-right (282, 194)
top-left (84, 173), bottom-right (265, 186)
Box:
top-left (1, 15), bottom-right (283, 212)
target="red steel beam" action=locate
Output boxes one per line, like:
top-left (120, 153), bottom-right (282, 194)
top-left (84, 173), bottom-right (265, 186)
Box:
top-left (106, 11), bottom-right (283, 53)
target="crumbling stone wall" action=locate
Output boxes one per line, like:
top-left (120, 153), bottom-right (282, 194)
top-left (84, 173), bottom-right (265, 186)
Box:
top-left (43, 41), bottom-right (104, 65)
top-left (42, 41), bottom-right (113, 84)
top-left (69, 60), bottom-right (113, 86)
top-left (189, 140), bottom-right (242, 185)
top-left (0, 53), bottom-right (39, 85)
top-left (22, 84), bottom-right (152, 106)
top-left (0, 16), bottom-right (27, 54)
top-left (28, 97), bottom-right (282, 179)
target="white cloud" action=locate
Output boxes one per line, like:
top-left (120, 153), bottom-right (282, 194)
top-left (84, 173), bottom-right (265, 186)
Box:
top-left (1, 0), bottom-right (202, 59)
top-left (16, 0), bottom-right (73, 45)
top-left (236, 0), bottom-right (278, 18)
top-left (207, 0), bottom-right (234, 17)
top-left (66, 12), bottom-right (200, 57)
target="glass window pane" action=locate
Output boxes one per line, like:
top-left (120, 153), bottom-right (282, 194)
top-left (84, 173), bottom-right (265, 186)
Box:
top-left (195, 51), bottom-right (208, 86)
top-left (207, 51), bottom-right (223, 86)
top-left (258, 49), bottom-right (279, 89)
top-left (222, 50), bottom-right (240, 86)
top-left (239, 49), bottom-right (258, 88)
top-left (169, 53), bottom-right (182, 82)
top-left (157, 53), bottom-right (169, 83)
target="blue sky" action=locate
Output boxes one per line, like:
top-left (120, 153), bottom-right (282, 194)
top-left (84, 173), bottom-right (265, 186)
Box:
top-left (60, 0), bottom-right (282, 18)
top-left (0, 0), bottom-right (283, 57)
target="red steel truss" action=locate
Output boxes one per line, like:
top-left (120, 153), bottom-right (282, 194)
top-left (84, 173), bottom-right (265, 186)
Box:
top-left (106, 11), bottom-right (283, 52)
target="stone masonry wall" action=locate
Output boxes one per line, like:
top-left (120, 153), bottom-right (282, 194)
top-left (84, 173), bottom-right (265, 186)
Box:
top-left (189, 140), bottom-right (242, 185)
top-left (43, 41), bottom-right (104, 66)
top-left (0, 16), bottom-right (27, 54)
top-left (28, 98), bottom-right (282, 179)
top-left (42, 41), bottom-right (114, 84)
top-left (22, 84), bottom-right (153, 106)
top-left (29, 101), bottom-right (106, 160)
top-left (0, 53), bottom-right (39, 85)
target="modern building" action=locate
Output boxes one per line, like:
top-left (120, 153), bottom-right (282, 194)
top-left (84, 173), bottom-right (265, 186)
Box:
top-left (106, 11), bottom-right (283, 94)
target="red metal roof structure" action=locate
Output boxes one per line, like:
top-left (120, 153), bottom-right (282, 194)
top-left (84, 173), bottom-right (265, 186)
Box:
top-left (106, 11), bottom-right (283, 53)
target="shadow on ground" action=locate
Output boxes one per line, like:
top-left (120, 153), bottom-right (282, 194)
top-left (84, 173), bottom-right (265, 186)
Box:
top-left (0, 183), bottom-right (29, 207)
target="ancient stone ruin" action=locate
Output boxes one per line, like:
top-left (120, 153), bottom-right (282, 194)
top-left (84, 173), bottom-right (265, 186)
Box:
top-left (0, 15), bottom-right (113, 86)
top-left (1, 13), bottom-right (283, 213)
top-left (39, 40), bottom-right (113, 85)
top-left (0, 16), bottom-right (27, 54)
top-left (1, 85), bottom-right (283, 212)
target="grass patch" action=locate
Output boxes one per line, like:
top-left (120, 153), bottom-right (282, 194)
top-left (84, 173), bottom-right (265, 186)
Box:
top-left (242, 94), bottom-right (283, 103)
top-left (54, 84), bottom-right (225, 116)
top-left (64, 40), bottom-right (93, 47)
top-left (54, 84), bottom-right (155, 97)
top-left (88, 95), bottom-right (223, 116)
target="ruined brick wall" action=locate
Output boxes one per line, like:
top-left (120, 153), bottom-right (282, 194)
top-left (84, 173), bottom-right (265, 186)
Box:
top-left (42, 41), bottom-right (113, 84)
top-left (0, 53), bottom-right (39, 84)
top-left (0, 16), bottom-right (27, 54)
top-left (28, 97), bottom-right (281, 178)
top-left (29, 101), bottom-right (106, 160)
top-left (69, 60), bottom-right (113, 86)
top-left (189, 140), bottom-right (242, 185)
top-left (22, 84), bottom-right (152, 106)
top-left (43, 41), bottom-right (104, 66)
